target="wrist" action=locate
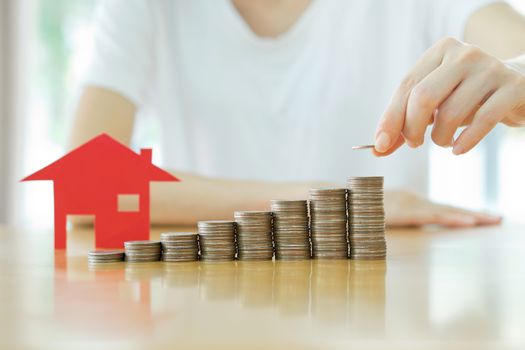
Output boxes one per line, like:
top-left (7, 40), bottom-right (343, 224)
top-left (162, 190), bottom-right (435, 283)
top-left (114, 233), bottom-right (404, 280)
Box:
top-left (502, 55), bottom-right (525, 127)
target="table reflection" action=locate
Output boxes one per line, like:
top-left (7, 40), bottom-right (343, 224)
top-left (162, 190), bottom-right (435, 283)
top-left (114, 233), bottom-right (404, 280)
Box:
top-left (6, 224), bottom-right (525, 347)
top-left (236, 261), bottom-right (274, 307)
top-left (54, 253), bottom-right (155, 337)
top-left (348, 260), bottom-right (387, 335)
top-left (55, 253), bottom-right (387, 335)
top-left (273, 260), bottom-right (312, 316)
top-left (48, 227), bottom-right (388, 339)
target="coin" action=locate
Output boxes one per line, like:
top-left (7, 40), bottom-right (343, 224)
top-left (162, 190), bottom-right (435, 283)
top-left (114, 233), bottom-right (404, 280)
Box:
top-left (351, 144), bottom-right (375, 150)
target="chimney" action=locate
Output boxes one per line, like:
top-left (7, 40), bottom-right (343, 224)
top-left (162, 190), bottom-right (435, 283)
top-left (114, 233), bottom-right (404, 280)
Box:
top-left (140, 148), bottom-right (152, 163)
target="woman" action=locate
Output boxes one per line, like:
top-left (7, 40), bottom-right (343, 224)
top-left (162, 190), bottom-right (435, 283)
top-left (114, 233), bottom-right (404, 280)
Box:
top-left (70, 0), bottom-right (525, 226)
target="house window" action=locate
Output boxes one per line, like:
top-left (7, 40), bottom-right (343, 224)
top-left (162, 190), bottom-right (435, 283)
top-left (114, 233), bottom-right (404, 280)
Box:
top-left (117, 194), bottom-right (140, 212)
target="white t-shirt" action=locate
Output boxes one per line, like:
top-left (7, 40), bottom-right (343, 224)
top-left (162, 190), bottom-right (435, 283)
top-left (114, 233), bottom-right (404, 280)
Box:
top-left (84, 0), bottom-right (496, 193)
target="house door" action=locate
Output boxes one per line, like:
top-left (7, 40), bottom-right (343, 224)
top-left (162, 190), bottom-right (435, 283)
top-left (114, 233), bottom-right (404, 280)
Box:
top-left (66, 214), bottom-right (95, 252)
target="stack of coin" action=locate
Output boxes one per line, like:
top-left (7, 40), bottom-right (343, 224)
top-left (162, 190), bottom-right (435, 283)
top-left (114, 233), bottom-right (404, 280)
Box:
top-left (198, 221), bottom-right (237, 261)
top-left (234, 211), bottom-right (274, 260)
top-left (347, 176), bottom-right (387, 260)
top-left (271, 200), bottom-right (311, 260)
top-left (309, 188), bottom-right (349, 259)
top-left (87, 250), bottom-right (124, 264)
top-left (160, 232), bottom-right (199, 262)
top-left (124, 240), bottom-right (162, 262)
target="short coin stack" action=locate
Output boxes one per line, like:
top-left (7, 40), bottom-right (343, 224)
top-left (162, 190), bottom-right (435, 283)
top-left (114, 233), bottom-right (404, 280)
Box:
top-left (124, 240), bottom-right (162, 262)
top-left (198, 221), bottom-right (237, 261)
top-left (347, 176), bottom-right (387, 260)
top-left (87, 250), bottom-right (124, 264)
top-left (271, 200), bottom-right (311, 260)
top-left (309, 188), bottom-right (349, 259)
top-left (160, 232), bottom-right (199, 262)
top-left (234, 211), bottom-right (274, 260)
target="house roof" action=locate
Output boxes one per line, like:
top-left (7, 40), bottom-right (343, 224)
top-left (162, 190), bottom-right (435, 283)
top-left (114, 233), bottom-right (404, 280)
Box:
top-left (22, 133), bottom-right (179, 182)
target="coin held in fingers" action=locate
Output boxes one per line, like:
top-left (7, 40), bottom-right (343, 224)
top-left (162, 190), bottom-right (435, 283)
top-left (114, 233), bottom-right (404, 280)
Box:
top-left (351, 144), bottom-right (375, 150)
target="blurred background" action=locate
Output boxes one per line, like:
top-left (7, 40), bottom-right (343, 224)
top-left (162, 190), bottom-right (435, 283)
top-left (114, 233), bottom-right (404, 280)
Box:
top-left (0, 0), bottom-right (524, 229)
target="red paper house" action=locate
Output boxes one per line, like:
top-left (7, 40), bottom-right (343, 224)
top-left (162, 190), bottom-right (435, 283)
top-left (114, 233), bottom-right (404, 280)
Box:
top-left (22, 133), bottom-right (179, 249)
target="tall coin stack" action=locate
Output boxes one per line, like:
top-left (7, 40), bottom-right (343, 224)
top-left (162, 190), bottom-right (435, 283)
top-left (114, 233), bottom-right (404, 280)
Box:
top-left (347, 176), bottom-right (387, 260)
top-left (271, 200), bottom-right (311, 260)
top-left (234, 211), bottom-right (274, 260)
top-left (197, 221), bottom-right (237, 261)
top-left (160, 232), bottom-right (199, 262)
top-left (309, 188), bottom-right (349, 259)
top-left (124, 240), bottom-right (162, 262)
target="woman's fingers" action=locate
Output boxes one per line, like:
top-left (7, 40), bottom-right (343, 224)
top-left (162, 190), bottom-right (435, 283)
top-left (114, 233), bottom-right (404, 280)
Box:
top-left (384, 190), bottom-right (502, 228)
top-left (376, 37), bottom-right (525, 156)
top-left (431, 76), bottom-right (497, 147)
top-left (467, 210), bottom-right (503, 225)
top-left (419, 210), bottom-right (500, 227)
top-left (435, 206), bottom-right (502, 226)
top-left (387, 209), bottom-right (500, 228)
top-left (432, 212), bottom-right (479, 227)
top-left (403, 64), bottom-right (465, 147)
top-left (453, 87), bottom-right (514, 154)
top-left (375, 39), bottom-right (450, 153)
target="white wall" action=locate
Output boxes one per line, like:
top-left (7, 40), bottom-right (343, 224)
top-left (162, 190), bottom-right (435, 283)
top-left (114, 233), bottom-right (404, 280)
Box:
top-left (3, 0), bottom-right (35, 227)
top-left (0, 1), bottom-right (11, 223)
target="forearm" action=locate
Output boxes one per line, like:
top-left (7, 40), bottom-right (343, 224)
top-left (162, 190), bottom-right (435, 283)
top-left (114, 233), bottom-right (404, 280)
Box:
top-left (68, 86), bottom-right (136, 149)
top-left (68, 87), bottom-right (330, 226)
top-left (150, 170), bottom-right (334, 225)
top-left (465, 3), bottom-right (525, 60)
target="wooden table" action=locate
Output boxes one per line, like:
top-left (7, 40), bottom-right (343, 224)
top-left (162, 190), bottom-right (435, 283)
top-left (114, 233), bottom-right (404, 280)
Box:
top-left (1, 224), bottom-right (524, 349)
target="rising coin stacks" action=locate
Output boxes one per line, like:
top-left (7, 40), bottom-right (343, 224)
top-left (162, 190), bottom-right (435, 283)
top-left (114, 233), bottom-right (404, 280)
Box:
top-left (87, 250), bottom-right (124, 264)
top-left (160, 232), bottom-right (199, 262)
top-left (347, 176), bottom-right (387, 260)
top-left (309, 188), bottom-right (349, 259)
top-left (124, 240), bottom-right (162, 262)
top-left (198, 221), bottom-right (237, 261)
top-left (271, 200), bottom-right (311, 260)
top-left (234, 211), bottom-right (274, 260)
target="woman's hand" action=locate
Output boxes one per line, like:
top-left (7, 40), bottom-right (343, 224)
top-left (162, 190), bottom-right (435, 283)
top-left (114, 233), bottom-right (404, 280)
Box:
top-left (385, 190), bottom-right (501, 227)
top-left (374, 37), bottom-right (525, 156)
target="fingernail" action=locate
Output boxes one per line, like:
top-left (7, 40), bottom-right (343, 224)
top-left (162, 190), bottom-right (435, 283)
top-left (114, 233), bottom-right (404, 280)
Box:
top-left (452, 145), bottom-right (464, 155)
top-left (406, 140), bottom-right (420, 149)
top-left (375, 132), bottom-right (391, 152)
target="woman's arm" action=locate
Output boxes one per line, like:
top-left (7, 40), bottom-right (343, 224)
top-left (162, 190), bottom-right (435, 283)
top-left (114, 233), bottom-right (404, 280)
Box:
top-left (69, 86), bottom-right (136, 147)
top-left (70, 87), bottom-right (500, 227)
top-left (69, 86), bottom-right (327, 225)
top-left (465, 3), bottom-right (525, 59)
